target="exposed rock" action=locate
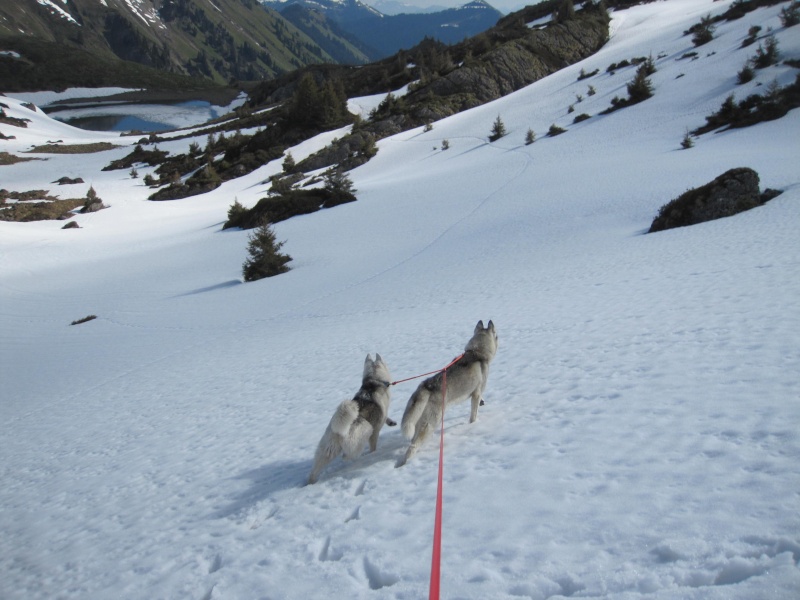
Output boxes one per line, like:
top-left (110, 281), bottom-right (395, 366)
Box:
top-left (649, 168), bottom-right (782, 233)
top-left (80, 201), bottom-right (106, 213)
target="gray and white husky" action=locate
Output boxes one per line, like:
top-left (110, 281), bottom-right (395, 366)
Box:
top-left (308, 354), bottom-right (396, 484)
top-left (397, 320), bottom-right (498, 467)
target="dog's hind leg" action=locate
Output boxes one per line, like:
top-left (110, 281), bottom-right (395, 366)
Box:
top-left (368, 424), bottom-right (382, 453)
top-left (396, 421), bottom-right (432, 467)
top-left (469, 389), bottom-right (482, 424)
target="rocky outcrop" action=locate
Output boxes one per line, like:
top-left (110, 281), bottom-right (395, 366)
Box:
top-left (428, 15), bottom-right (609, 106)
top-left (649, 168), bottom-right (782, 233)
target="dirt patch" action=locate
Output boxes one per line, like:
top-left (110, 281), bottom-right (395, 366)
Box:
top-left (26, 142), bottom-right (121, 154)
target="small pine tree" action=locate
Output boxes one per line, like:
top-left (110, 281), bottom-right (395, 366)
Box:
top-left (587, 85), bottom-right (596, 96)
top-left (681, 130), bottom-right (694, 149)
top-left (525, 128), bottom-right (536, 145)
top-left (143, 173), bottom-right (156, 186)
top-left (324, 168), bottom-right (356, 200)
top-left (692, 15), bottom-right (715, 47)
top-left (626, 63), bottom-right (654, 103)
top-left (228, 198), bottom-right (248, 223)
top-left (737, 62), bottom-right (755, 84)
top-left (130, 167), bottom-right (138, 179)
top-left (282, 152), bottom-right (296, 173)
top-left (752, 35), bottom-right (779, 68)
top-left (489, 115), bottom-right (507, 141)
top-left (424, 121), bottom-right (433, 132)
top-left (441, 139), bottom-right (450, 150)
top-left (780, 2), bottom-right (800, 27)
top-left (242, 221), bottom-right (291, 282)
top-left (81, 186), bottom-right (104, 213)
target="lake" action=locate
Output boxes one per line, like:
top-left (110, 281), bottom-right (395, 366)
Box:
top-left (46, 99), bottom-right (229, 132)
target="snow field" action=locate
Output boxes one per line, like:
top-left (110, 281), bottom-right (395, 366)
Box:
top-left (1, 1), bottom-right (799, 598)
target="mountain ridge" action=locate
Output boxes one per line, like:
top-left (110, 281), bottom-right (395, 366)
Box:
top-left (265, 0), bottom-right (504, 59)
top-left (0, 0), bottom-right (352, 90)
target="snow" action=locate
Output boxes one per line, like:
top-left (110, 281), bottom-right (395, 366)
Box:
top-left (1, 1), bottom-right (799, 598)
top-left (34, 0), bottom-right (79, 25)
top-left (6, 88), bottom-right (142, 107)
top-left (5, 90), bottom-right (249, 132)
top-left (347, 84), bottom-right (412, 119)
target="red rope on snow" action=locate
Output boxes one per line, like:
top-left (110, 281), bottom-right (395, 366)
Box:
top-left (389, 353), bottom-right (465, 600)
top-left (429, 364), bottom-right (448, 600)
top-left (426, 353), bottom-right (464, 600)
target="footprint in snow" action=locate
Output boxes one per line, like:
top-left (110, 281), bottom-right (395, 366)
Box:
top-left (318, 536), bottom-right (343, 562)
top-left (345, 506), bottom-right (361, 522)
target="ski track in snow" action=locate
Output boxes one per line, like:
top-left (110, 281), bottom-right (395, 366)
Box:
top-left (1, 1), bottom-right (800, 598)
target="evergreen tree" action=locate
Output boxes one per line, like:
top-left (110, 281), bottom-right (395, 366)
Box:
top-left (242, 221), bottom-right (291, 282)
top-left (627, 63), bottom-right (654, 103)
top-left (752, 35), bottom-right (779, 68)
top-left (288, 73), bottom-right (322, 127)
top-left (324, 168), bottom-right (356, 201)
top-left (489, 115), bottom-right (507, 141)
top-left (692, 15), bottom-right (715, 47)
top-left (288, 74), bottom-right (348, 129)
top-left (282, 152), bottom-right (296, 173)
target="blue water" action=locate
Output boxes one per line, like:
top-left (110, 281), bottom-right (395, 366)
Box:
top-left (53, 101), bottom-right (219, 133)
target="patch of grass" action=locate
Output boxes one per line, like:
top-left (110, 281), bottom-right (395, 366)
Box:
top-left (0, 115), bottom-right (30, 128)
top-left (0, 198), bottom-right (84, 222)
top-left (27, 142), bottom-right (121, 154)
top-left (0, 151), bottom-right (41, 165)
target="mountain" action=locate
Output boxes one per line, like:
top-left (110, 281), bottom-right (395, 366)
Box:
top-left (266, 0), bottom-right (504, 59)
top-left (278, 3), bottom-right (377, 64)
top-left (2, 1), bottom-right (800, 598)
top-left (0, 0), bottom-right (350, 90)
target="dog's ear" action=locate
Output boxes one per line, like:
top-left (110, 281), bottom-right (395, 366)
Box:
top-left (475, 320), bottom-right (484, 333)
top-left (487, 320), bottom-right (495, 333)
top-left (375, 353), bottom-right (384, 365)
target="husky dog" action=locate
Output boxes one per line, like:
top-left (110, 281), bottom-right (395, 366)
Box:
top-left (397, 320), bottom-right (498, 467)
top-left (308, 354), bottom-right (396, 484)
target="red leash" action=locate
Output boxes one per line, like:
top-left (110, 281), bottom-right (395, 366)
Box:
top-left (429, 365), bottom-right (448, 600)
top-left (390, 354), bottom-right (465, 600)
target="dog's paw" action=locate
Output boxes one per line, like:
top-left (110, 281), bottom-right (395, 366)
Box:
top-left (385, 417), bottom-right (397, 427)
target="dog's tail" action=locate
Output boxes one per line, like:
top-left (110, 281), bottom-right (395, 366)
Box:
top-left (331, 400), bottom-right (372, 459)
top-left (401, 387), bottom-right (430, 440)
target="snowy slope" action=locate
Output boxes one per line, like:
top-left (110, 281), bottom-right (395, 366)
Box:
top-left (1, 1), bottom-right (799, 598)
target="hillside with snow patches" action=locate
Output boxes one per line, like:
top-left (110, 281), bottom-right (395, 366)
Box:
top-left (2, 1), bottom-right (799, 598)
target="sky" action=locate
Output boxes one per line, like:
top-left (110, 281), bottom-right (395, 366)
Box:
top-left (2, 0), bottom-right (799, 598)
